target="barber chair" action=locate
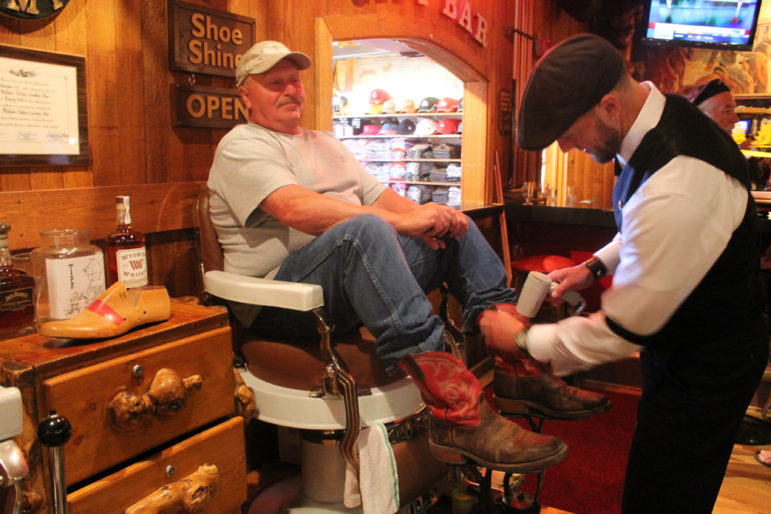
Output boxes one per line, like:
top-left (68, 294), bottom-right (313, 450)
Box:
top-left (0, 386), bottom-right (29, 514)
top-left (193, 187), bottom-right (446, 512)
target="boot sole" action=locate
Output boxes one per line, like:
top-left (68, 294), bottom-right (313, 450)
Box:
top-left (428, 440), bottom-right (569, 474)
top-left (494, 396), bottom-right (613, 420)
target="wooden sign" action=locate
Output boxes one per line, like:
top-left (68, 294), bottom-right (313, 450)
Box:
top-left (174, 85), bottom-right (247, 129)
top-left (498, 88), bottom-right (512, 135)
top-left (168, 0), bottom-right (255, 79)
top-left (0, 0), bottom-right (69, 20)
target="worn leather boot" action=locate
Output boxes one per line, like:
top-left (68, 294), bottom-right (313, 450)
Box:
top-left (493, 355), bottom-right (611, 420)
top-left (399, 352), bottom-right (568, 473)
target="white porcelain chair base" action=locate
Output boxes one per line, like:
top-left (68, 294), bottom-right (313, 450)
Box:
top-left (286, 497), bottom-right (362, 514)
top-left (239, 369), bottom-right (424, 512)
top-left (301, 438), bottom-right (346, 503)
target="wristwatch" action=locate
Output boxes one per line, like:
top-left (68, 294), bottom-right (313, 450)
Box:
top-left (583, 256), bottom-right (608, 280)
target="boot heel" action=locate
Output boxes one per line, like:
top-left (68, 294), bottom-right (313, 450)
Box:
top-left (428, 441), bottom-right (467, 465)
top-left (494, 396), bottom-right (528, 415)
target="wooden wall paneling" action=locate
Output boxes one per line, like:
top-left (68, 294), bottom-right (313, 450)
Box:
top-left (0, 170), bottom-right (31, 194)
top-left (146, 229), bottom-right (198, 297)
top-left (54, 0), bottom-right (93, 188)
top-left (267, 0), bottom-right (324, 131)
top-left (314, 16), bottom-right (334, 132)
top-left (462, 80), bottom-right (489, 205)
top-left (490, 0), bottom-right (515, 193)
top-left (0, 16), bottom-right (21, 45)
top-left (115, 0), bottom-right (148, 185)
top-left (142, 0), bottom-right (178, 184)
top-left (230, 0), bottom-right (267, 37)
top-left (0, 18), bottom-right (29, 192)
top-left (0, 182), bottom-right (203, 250)
top-left (18, 18), bottom-right (64, 191)
top-left (86, 0), bottom-right (121, 186)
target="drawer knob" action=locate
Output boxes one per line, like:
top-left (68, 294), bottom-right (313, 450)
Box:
top-left (233, 369), bottom-right (256, 421)
top-left (108, 368), bottom-right (203, 432)
top-left (124, 463), bottom-right (219, 514)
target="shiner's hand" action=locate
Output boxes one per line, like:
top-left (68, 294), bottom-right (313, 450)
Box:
top-left (478, 305), bottom-right (530, 363)
top-left (548, 263), bottom-right (593, 299)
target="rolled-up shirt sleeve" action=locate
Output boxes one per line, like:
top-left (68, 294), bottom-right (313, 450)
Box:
top-left (527, 156), bottom-right (748, 376)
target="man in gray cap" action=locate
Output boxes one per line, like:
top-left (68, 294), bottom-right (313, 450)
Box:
top-left (481, 33), bottom-right (768, 513)
top-left (207, 41), bottom-right (576, 475)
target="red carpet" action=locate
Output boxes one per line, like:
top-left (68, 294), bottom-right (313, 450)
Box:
top-left (525, 389), bottom-right (640, 514)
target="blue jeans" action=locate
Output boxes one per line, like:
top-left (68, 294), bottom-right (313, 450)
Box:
top-left (250, 213), bottom-right (516, 369)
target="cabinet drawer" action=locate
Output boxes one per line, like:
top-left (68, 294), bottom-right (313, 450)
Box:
top-left (42, 327), bottom-right (234, 485)
top-left (67, 416), bottom-right (246, 513)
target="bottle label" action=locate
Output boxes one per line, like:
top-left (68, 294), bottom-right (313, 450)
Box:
top-left (0, 286), bottom-right (33, 311)
top-left (115, 247), bottom-right (148, 288)
top-left (46, 253), bottom-right (106, 320)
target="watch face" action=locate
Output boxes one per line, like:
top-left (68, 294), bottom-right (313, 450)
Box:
top-left (1, 0), bottom-right (70, 21)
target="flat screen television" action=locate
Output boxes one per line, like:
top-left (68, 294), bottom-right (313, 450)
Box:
top-left (639, 0), bottom-right (763, 51)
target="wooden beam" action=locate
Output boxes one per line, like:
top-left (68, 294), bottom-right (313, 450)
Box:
top-left (0, 182), bottom-right (204, 250)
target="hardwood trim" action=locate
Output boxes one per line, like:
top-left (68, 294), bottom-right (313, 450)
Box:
top-left (314, 18), bottom-right (334, 133)
top-left (316, 14), bottom-right (491, 205)
top-left (0, 181), bottom-right (204, 249)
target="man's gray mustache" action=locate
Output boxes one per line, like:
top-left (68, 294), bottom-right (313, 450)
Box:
top-left (276, 97), bottom-right (303, 107)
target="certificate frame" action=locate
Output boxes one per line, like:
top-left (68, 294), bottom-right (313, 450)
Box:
top-left (0, 44), bottom-right (89, 167)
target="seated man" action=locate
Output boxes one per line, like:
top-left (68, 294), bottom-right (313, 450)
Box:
top-left (207, 40), bottom-right (605, 471)
top-left (685, 78), bottom-right (770, 190)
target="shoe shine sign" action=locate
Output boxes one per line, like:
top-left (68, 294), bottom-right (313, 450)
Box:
top-left (170, 0), bottom-right (254, 128)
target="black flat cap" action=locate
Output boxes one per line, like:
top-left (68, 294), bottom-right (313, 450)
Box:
top-left (517, 34), bottom-right (625, 150)
top-left (686, 79), bottom-right (731, 106)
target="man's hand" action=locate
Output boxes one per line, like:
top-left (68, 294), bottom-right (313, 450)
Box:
top-left (397, 202), bottom-right (468, 249)
top-left (548, 263), bottom-right (594, 299)
top-left (478, 305), bottom-right (530, 363)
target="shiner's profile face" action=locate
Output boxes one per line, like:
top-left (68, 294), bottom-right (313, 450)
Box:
top-left (556, 108), bottom-right (621, 164)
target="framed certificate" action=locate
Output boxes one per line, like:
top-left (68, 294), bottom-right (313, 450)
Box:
top-left (0, 44), bottom-right (89, 166)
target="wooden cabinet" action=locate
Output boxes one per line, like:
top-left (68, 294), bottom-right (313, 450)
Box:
top-left (0, 301), bottom-right (246, 513)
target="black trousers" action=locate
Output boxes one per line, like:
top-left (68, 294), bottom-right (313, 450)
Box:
top-left (622, 318), bottom-right (768, 514)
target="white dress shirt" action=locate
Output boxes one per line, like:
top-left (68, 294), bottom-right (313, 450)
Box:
top-left (527, 84), bottom-right (749, 376)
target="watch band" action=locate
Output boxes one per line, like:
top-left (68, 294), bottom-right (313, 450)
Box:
top-left (584, 256), bottom-right (608, 280)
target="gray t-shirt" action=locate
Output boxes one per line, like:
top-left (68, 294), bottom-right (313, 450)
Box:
top-left (207, 122), bottom-right (387, 323)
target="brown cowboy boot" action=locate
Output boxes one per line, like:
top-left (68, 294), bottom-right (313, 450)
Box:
top-left (493, 355), bottom-right (611, 420)
top-left (398, 352), bottom-right (568, 473)
top-left (478, 304), bottom-right (611, 420)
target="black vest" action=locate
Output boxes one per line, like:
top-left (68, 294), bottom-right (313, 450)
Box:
top-left (607, 94), bottom-right (764, 347)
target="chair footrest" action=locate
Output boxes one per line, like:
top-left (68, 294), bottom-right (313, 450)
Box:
top-left (239, 370), bottom-right (424, 430)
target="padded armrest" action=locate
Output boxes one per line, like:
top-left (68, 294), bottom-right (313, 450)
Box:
top-left (204, 270), bottom-right (324, 311)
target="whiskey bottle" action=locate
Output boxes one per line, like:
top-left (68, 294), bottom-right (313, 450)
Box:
top-left (105, 196), bottom-right (148, 287)
top-left (0, 222), bottom-right (34, 336)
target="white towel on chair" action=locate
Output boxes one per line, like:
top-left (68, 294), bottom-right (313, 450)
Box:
top-left (343, 423), bottom-right (399, 513)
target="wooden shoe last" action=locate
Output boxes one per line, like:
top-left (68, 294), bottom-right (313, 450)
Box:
top-left (38, 282), bottom-right (171, 338)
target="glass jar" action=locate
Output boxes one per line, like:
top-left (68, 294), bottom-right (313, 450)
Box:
top-left (31, 229), bottom-right (105, 325)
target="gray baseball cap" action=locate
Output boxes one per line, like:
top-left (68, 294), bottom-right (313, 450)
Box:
top-left (236, 41), bottom-right (311, 86)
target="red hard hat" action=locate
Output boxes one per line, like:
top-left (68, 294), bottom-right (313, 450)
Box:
top-left (369, 88), bottom-right (391, 105)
